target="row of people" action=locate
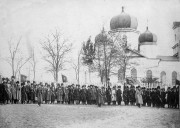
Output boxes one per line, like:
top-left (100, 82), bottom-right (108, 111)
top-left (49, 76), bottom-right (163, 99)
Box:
top-left (0, 76), bottom-right (179, 109)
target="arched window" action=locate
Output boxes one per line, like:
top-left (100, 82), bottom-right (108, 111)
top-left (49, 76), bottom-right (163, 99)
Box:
top-left (172, 71), bottom-right (177, 85)
top-left (146, 70), bottom-right (152, 79)
top-left (160, 71), bottom-right (166, 85)
top-left (131, 68), bottom-right (137, 80)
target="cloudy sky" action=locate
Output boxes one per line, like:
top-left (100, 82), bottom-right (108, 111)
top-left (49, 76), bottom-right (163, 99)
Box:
top-left (0, 0), bottom-right (180, 84)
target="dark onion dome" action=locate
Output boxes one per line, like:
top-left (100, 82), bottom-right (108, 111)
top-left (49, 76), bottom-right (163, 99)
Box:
top-left (95, 28), bottom-right (113, 46)
top-left (95, 28), bottom-right (108, 44)
top-left (110, 7), bottom-right (138, 30)
top-left (138, 27), bottom-right (157, 45)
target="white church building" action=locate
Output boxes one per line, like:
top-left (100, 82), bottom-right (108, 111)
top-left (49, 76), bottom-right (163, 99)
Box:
top-left (109, 7), bottom-right (180, 89)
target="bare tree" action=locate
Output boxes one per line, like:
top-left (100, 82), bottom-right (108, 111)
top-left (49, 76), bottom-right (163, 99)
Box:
top-left (71, 48), bottom-right (82, 84)
top-left (41, 30), bottom-right (72, 82)
top-left (6, 37), bottom-right (31, 78)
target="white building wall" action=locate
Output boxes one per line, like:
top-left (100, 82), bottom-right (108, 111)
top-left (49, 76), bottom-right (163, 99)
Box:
top-left (127, 58), bottom-right (180, 88)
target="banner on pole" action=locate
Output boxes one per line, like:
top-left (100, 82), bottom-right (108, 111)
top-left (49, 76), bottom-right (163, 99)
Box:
top-left (62, 74), bottom-right (68, 83)
top-left (21, 74), bottom-right (27, 83)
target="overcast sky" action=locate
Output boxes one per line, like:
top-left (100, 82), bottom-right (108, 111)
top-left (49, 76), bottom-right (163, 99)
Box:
top-left (0, 0), bottom-right (180, 84)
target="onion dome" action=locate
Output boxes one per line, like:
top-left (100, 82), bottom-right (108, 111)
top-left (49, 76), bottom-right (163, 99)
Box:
top-left (138, 27), bottom-right (157, 45)
top-left (110, 7), bottom-right (138, 30)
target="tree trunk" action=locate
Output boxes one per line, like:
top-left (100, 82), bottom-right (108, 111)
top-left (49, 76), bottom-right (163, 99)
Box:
top-left (55, 70), bottom-right (58, 83)
top-left (33, 65), bottom-right (36, 81)
top-left (12, 59), bottom-right (15, 77)
top-left (77, 58), bottom-right (80, 84)
top-left (88, 66), bottom-right (91, 83)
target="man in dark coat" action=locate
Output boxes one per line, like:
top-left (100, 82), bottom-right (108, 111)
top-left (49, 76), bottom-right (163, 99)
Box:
top-left (167, 87), bottom-right (171, 108)
top-left (97, 87), bottom-right (103, 107)
top-left (161, 88), bottom-right (166, 108)
top-left (129, 86), bottom-right (136, 105)
top-left (74, 85), bottom-right (80, 104)
top-left (116, 86), bottom-right (122, 105)
top-left (170, 88), bottom-right (175, 108)
top-left (155, 86), bottom-right (162, 108)
top-left (86, 86), bottom-right (91, 105)
top-left (123, 86), bottom-right (129, 105)
top-left (173, 86), bottom-right (178, 108)
top-left (146, 88), bottom-right (152, 107)
top-left (175, 86), bottom-right (179, 109)
top-left (151, 88), bottom-right (156, 107)
top-left (68, 85), bottom-right (74, 104)
top-left (142, 87), bottom-right (147, 106)
top-left (26, 81), bottom-right (31, 104)
top-left (80, 85), bottom-right (87, 105)
top-left (21, 82), bottom-right (27, 104)
top-left (106, 86), bottom-right (112, 105)
top-left (0, 78), bottom-right (8, 104)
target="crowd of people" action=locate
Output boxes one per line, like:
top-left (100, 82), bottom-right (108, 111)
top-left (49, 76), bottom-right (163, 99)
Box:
top-left (0, 76), bottom-right (179, 109)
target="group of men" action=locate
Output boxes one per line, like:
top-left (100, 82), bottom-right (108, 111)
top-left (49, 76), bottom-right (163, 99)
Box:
top-left (122, 85), bottom-right (179, 108)
top-left (0, 76), bottom-right (179, 109)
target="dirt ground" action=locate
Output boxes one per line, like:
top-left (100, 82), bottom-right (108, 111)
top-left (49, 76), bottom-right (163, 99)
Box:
top-left (0, 104), bottom-right (180, 128)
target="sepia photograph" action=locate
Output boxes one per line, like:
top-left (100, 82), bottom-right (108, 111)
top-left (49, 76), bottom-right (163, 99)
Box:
top-left (0, 0), bottom-right (180, 128)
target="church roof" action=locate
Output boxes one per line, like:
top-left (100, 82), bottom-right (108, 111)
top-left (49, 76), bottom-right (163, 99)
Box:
top-left (173, 22), bottom-right (180, 29)
top-left (126, 48), bottom-right (146, 58)
top-left (156, 56), bottom-right (179, 61)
